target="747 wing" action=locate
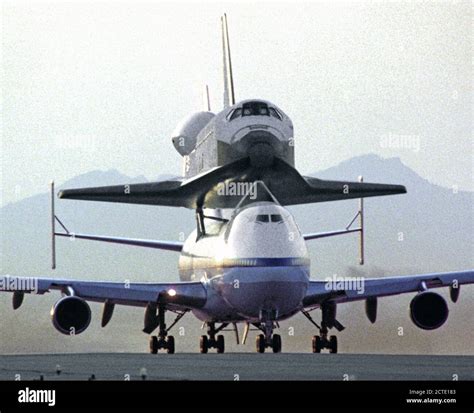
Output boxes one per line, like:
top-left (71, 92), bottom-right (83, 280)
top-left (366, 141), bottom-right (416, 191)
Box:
top-left (0, 275), bottom-right (206, 334)
top-left (303, 269), bottom-right (474, 330)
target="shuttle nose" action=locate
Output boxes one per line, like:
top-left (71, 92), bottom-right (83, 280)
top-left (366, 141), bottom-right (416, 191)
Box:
top-left (248, 141), bottom-right (274, 167)
top-left (231, 129), bottom-right (285, 167)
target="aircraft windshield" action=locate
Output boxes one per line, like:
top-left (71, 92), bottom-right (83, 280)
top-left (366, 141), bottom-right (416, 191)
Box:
top-left (271, 214), bottom-right (283, 222)
top-left (256, 214), bottom-right (270, 223)
top-left (269, 107), bottom-right (282, 120)
top-left (228, 102), bottom-right (282, 121)
top-left (229, 108), bottom-right (242, 120)
top-left (242, 101), bottom-right (269, 116)
top-left (255, 214), bottom-right (284, 223)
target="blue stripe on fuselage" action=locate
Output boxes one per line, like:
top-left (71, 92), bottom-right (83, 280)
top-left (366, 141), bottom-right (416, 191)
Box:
top-left (219, 257), bottom-right (309, 267)
top-left (178, 254), bottom-right (310, 281)
top-left (179, 252), bottom-right (309, 268)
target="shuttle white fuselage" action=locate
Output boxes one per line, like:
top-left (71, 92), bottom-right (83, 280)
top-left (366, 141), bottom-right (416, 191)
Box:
top-left (175, 99), bottom-right (295, 177)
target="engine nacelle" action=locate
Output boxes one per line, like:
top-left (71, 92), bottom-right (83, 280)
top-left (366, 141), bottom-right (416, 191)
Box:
top-left (50, 296), bottom-right (91, 335)
top-left (171, 111), bottom-right (215, 156)
top-left (409, 291), bottom-right (448, 330)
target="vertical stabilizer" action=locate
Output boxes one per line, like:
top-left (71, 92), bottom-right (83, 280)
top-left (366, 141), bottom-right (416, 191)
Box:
top-left (203, 84), bottom-right (211, 111)
top-left (221, 14), bottom-right (235, 108)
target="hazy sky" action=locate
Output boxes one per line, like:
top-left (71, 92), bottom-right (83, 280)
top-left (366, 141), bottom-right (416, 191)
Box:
top-left (2, 0), bottom-right (472, 205)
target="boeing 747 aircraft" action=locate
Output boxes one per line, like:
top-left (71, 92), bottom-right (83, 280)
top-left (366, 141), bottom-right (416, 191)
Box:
top-left (2, 15), bottom-right (472, 354)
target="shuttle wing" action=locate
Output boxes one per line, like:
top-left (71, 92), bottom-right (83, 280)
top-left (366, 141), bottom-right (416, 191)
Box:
top-left (0, 276), bottom-right (207, 310)
top-left (302, 269), bottom-right (474, 308)
top-left (58, 176), bottom-right (190, 207)
top-left (58, 157), bottom-right (406, 209)
top-left (299, 176), bottom-right (406, 203)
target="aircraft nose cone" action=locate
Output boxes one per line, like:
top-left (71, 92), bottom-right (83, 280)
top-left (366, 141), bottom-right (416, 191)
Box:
top-left (217, 266), bottom-right (309, 320)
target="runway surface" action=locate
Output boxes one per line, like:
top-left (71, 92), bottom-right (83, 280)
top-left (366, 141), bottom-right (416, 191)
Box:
top-left (1, 353), bottom-right (473, 381)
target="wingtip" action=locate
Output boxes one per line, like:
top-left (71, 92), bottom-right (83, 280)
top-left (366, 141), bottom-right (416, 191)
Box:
top-left (388, 184), bottom-right (407, 194)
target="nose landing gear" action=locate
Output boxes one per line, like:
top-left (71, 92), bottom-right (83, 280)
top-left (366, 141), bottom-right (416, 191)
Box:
top-left (256, 333), bottom-right (282, 353)
top-left (255, 315), bottom-right (282, 353)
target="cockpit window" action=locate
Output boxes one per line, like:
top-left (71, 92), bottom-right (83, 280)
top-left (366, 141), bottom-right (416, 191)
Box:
top-left (229, 108), bottom-right (242, 121)
top-left (270, 214), bottom-right (283, 223)
top-left (228, 102), bottom-right (282, 121)
top-left (269, 107), bottom-right (282, 120)
top-left (242, 101), bottom-right (269, 117)
top-left (255, 214), bottom-right (284, 223)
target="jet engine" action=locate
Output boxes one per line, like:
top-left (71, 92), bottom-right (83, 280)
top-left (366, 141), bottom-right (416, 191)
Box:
top-left (50, 296), bottom-right (91, 335)
top-left (171, 111), bottom-right (215, 156)
top-left (409, 291), bottom-right (448, 330)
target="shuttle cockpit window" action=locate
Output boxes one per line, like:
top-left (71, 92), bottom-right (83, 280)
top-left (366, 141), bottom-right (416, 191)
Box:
top-left (229, 108), bottom-right (242, 121)
top-left (256, 214), bottom-right (270, 223)
top-left (242, 101), bottom-right (269, 117)
top-left (269, 107), bottom-right (282, 120)
top-left (228, 102), bottom-right (281, 121)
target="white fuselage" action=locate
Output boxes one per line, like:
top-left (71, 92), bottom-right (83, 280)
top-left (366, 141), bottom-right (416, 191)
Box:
top-left (178, 202), bottom-right (310, 323)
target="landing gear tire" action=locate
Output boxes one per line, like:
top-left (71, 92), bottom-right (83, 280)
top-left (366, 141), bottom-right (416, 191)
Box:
top-left (149, 336), bottom-right (158, 354)
top-left (329, 335), bottom-right (338, 354)
top-left (312, 335), bottom-right (322, 353)
top-left (256, 334), bottom-right (266, 353)
top-left (166, 336), bottom-right (175, 354)
top-left (200, 335), bottom-right (209, 354)
top-left (272, 334), bottom-right (282, 353)
top-left (216, 335), bottom-right (225, 354)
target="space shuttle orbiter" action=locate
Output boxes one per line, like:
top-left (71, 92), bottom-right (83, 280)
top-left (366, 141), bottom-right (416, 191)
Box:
top-left (59, 14), bottom-right (406, 209)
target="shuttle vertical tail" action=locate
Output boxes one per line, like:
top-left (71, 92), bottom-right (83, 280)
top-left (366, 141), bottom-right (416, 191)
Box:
top-left (203, 84), bottom-right (211, 111)
top-left (221, 13), bottom-right (235, 108)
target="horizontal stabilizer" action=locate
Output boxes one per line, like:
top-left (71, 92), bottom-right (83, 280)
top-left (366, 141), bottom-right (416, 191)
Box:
top-left (58, 157), bottom-right (406, 209)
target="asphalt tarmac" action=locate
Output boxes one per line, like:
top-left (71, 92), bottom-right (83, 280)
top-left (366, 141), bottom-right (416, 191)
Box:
top-left (0, 353), bottom-right (472, 381)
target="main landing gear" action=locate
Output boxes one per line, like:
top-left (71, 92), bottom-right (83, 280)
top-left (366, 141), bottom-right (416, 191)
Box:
top-left (146, 304), bottom-right (187, 354)
top-left (302, 304), bottom-right (344, 354)
top-left (149, 334), bottom-right (175, 355)
top-left (312, 328), bottom-right (338, 354)
top-left (200, 322), bottom-right (227, 353)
